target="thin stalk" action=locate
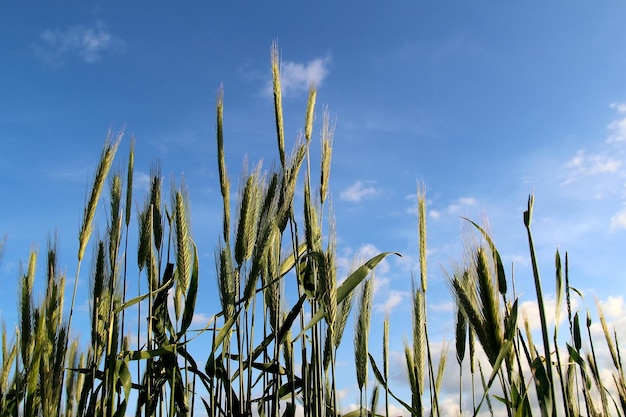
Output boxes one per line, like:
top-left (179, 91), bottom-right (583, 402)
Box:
top-left (523, 195), bottom-right (557, 417)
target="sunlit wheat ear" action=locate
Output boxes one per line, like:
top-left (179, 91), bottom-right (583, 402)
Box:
top-left (334, 282), bottom-right (355, 351)
top-left (19, 250), bottom-right (36, 365)
top-left (109, 174), bottom-right (122, 271)
top-left (411, 275), bottom-right (426, 397)
top-left (476, 246), bottom-right (502, 358)
top-left (271, 41), bottom-right (286, 168)
top-left (234, 165), bottom-right (261, 267)
top-left (277, 141), bottom-right (307, 231)
top-left (382, 314), bottom-right (390, 417)
top-left (565, 362), bottom-right (579, 416)
top-left (522, 311), bottom-right (536, 360)
top-left (417, 185), bottom-right (427, 291)
top-left (595, 298), bottom-right (620, 370)
top-left (145, 205), bottom-right (159, 290)
top-left (65, 340), bottom-right (79, 414)
top-left (323, 219), bottom-right (337, 338)
top-left (305, 86), bottom-right (316, 142)
top-left (320, 108), bottom-right (334, 205)
top-left (78, 129), bottom-right (122, 262)
top-left (0, 322), bottom-right (17, 394)
top-left (90, 240), bottom-right (108, 360)
top-left (404, 340), bottom-right (420, 412)
top-left (216, 86), bottom-right (231, 245)
top-left (173, 186), bottom-right (192, 318)
top-left (355, 276), bottom-right (374, 391)
top-left (435, 342), bottom-right (449, 394)
top-left (217, 245), bottom-right (236, 319)
top-left (148, 165), bottom-right (163, 251)
top-left (45, 239), bottom-right (65, 330)
top-left (303, 179), bottom-right (321, 253)
top-left (260, 231), bottom-right (279, 330)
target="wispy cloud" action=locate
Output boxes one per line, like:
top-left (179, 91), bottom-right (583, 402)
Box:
top-left (610, 209), bottom-right (626, 231)
top-left (340, 180), bottom-right (378, 202)
top-left (33, 22), bottom-right (124, 67)
top-left (561, 103), bottom-right (626, 188)
top-left (375, 290), bottom-right (409, 313)
top-left (607, 102), bottom-right (626, 143)
top-left (264, 54), bottom-right (331, 97)
top-left (598, 295), bottom-right (625, 319)
top-left (562, 149), bottom-right (621, 186)
top-left (447, 197), bottom-right (476, 214)
top-left (408, 195), bottom-right (477, 219)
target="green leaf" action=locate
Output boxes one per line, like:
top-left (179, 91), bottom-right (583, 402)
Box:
top-left (368, 353), bottom-right (416, 415)
top-left (118, 357), bottom-right (132, 399)
top-left (531, 355), bottom-right (553, 417)
top-left (121, 345), bottom-right (177, 361)
top-left (566, 343), bottom-right (585, 368)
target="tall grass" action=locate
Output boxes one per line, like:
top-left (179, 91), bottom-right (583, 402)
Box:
top-left (0, 42), bottom-right (625, 417)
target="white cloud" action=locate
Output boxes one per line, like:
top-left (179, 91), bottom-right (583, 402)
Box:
top-left (375, 290), bottom-right (409, 313)
top-left (429, 301), bottom-right (455, 313)
top-left (265, 55), bottom-right (331, 97)
top-left (563, 149), bottom-right (620, 186)
top-left (607, 102), bottom-right (626, 143)
top-left (340, 180), bottom-right (378, 202)
top-left (519, 296), bottom-right (569, 333)
top-left (447, 197), bottom-right (477, 214)
top-left (610, 209), bottom-right (626, 231)
top-left (33, 22), bottom-right (124, 66)
top-left (598, 295), bottom-right (625, 319)
top-left (458, 197), bottom-right (476, 206)
top-left (429, 209), bottom-right (441, 219)
top-left (134, 171), bottom-right (152, 193)
top-left (191, 312), bottom-right (216, 327)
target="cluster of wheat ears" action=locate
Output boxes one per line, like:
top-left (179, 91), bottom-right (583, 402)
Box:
top-left (1, 43), bottom-right (625, 417)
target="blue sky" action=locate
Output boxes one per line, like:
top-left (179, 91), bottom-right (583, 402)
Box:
top-left (3, 2), bottom-right (626, 415)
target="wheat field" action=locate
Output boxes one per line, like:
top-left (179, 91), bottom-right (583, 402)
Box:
top-left (1, 43), bottom-right (625, 417)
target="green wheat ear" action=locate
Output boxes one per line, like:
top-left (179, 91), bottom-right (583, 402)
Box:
top-left (271, 41), bottom-right (286, 169)
top-left (355, 276), bottom-right (374, 391)
top-left (320, 108), bottom-right (334, 205)
top-left (78, 130), bottom-right (122, 262)
top-left (417, 185), bottom-right (427, 291)
top-left (173, 186), bottom-right (192, 319)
